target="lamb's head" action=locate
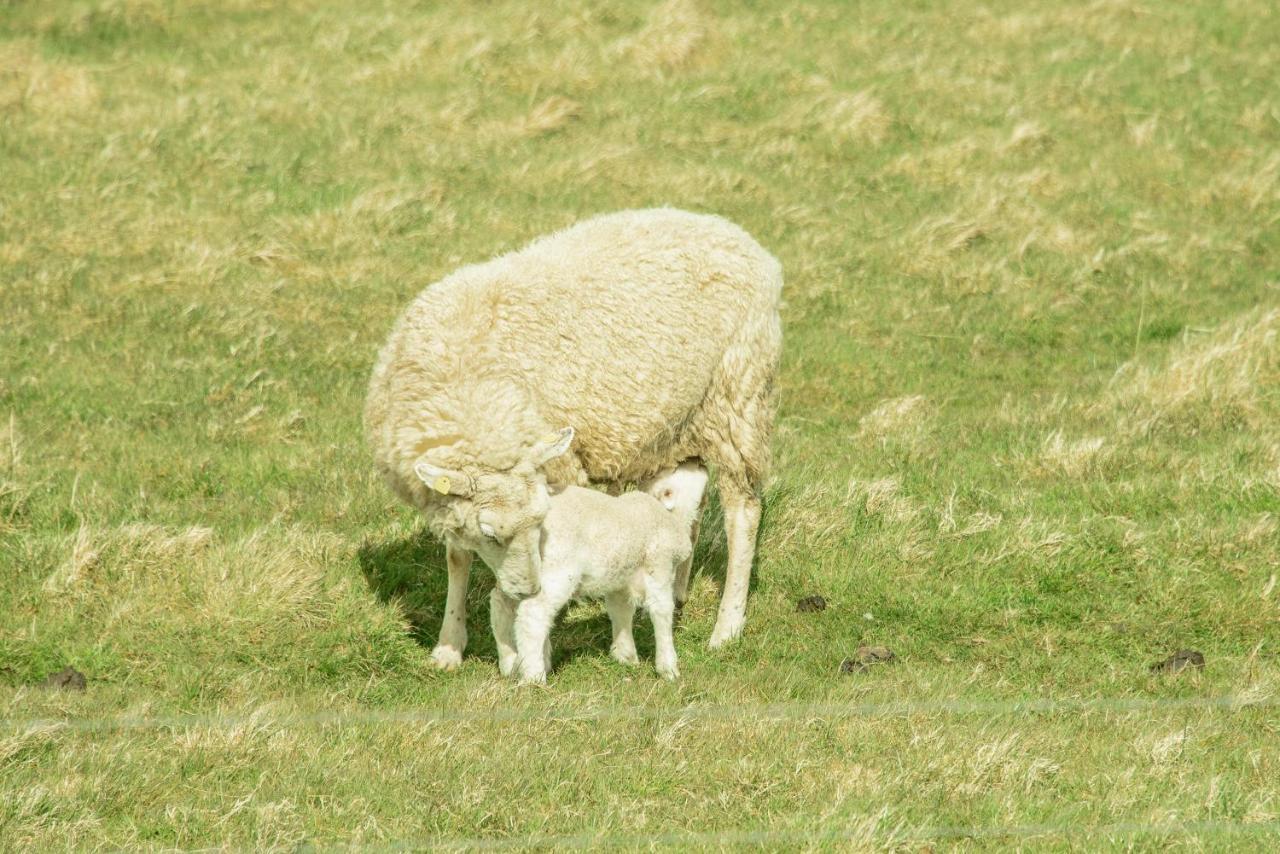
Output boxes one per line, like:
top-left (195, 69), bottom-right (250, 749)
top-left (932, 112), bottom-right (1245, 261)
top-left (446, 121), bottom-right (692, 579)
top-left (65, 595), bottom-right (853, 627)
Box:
top-left (645, 459), bottom-right (709, 524)
top-left (414, 427), bottom-right (575, 598)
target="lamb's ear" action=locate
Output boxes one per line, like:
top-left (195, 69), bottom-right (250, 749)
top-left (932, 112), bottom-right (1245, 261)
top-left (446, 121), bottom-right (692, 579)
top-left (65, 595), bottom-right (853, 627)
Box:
top-left (657, 487), bottom-right (677, 511)
top-left (527, 426), bottom-right (574, 468)
top-left (414, 461), bottom-right (474, 497)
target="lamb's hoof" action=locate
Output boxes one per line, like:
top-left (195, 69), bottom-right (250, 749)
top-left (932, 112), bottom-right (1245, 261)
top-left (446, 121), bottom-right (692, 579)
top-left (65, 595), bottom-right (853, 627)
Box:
top-left (657, 663), bottom-right (680, 681)
top-left (518, 672), bottom-right (547, 686)
top-left (430, 645), bottom-right (464, 671)
top-left (611, 647), bottom-right (640, 666)
top-left (498, 656), bottom-right (518, 678)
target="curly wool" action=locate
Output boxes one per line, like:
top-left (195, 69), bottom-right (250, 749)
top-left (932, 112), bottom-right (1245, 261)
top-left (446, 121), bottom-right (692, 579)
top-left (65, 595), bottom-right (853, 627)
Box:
top-left (364, 207), bottom-right (782, 528)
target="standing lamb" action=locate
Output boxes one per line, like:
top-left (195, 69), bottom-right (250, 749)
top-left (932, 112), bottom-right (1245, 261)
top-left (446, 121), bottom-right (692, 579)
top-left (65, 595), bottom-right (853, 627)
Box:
top-left (364, 207), bottom-right (782, 668)
top-left (489, 460), bottom-right (709, 683)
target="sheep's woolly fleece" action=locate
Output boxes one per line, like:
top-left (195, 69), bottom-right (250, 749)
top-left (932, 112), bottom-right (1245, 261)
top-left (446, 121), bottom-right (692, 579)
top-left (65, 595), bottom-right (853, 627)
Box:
top-left (364, 207), bottom-right (783, 529)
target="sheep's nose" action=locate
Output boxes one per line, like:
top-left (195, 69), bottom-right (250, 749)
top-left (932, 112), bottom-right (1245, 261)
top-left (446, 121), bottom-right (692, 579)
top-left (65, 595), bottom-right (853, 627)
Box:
top-left (499, 573), bottom-right (540, 599)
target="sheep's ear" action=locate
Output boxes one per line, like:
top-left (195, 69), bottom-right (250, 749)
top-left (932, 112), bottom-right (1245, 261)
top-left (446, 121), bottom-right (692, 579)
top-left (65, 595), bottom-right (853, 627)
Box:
top-left (527, 426), bottom-right (574, 468)
top-left (414, 461), bottom-right (473, 497)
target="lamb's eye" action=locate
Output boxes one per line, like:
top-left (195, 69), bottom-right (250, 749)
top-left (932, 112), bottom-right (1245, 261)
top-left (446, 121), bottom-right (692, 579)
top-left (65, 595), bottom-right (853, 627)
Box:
top-left (479, 522), bottom-right (498, 541)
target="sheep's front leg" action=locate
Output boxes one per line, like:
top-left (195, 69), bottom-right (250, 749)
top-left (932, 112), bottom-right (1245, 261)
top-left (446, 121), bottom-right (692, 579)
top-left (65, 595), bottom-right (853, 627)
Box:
top-left (514, 595), bottom-right (556, 684)
top-left (604, 591), bottom-right (639, 666)
top-left (489, 588), bottom-right (519, 678)
top-left (644, 575), bottom-right (680, 680)
top-left (432, 543), bottom-right (472, 670)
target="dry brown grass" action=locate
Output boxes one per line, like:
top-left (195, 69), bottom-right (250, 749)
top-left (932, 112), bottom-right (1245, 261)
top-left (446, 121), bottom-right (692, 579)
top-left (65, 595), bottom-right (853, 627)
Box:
top-left (1107, 308), bottom-right (1280, 436)
top-left (0, 42), bottom-right (97, 114)
top-left (617, 0), bottom-right (709, 75)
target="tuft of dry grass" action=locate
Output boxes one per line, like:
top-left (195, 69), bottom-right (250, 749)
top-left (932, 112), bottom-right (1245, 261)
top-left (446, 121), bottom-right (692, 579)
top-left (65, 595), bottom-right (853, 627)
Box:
top-left (810, 88), bottom-right (892, 146)
top-left (509, 95), bottom-right (582, 137)
top-left (1107, 308), bottom-right (1280, 436)
top-left (617, 0), bottom-right (708, 74)
top-left (857, 395), bottom-right (931, 441)
top-left (1035, 431), bottom-right (1110, 478)
top-left (0, 42), bottom-right (97, 114)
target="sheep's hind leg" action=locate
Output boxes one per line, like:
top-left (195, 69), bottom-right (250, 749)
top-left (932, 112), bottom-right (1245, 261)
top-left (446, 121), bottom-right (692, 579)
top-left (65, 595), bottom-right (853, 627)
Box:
top-left (604, 591), bottom-right (639, 666)
top-left (709, 487), bottom-right (761, 649)
top-left (489, 588), bottom-right (519, 678)
top-left (432, 543), bottom-right (472, 670)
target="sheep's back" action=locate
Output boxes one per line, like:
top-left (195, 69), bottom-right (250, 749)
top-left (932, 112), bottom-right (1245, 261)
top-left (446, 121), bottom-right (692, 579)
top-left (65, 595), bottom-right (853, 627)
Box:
top-left (367, 208), bottom-right (782, 490)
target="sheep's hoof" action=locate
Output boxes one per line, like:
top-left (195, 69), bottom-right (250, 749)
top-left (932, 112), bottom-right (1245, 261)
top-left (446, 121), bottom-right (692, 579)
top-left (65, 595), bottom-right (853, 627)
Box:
top-left (430, 645), bottom-right (464, 671)
top-left (656, 663), bottom-right (680, 681)
top-left (707, 618), bottom-right (744, 649)
top-left (518, 672), bottom-right (547, 686)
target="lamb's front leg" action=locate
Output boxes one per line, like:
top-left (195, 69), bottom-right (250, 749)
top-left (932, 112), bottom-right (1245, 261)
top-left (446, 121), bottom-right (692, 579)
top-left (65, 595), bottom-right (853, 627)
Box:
top-left (644, 575), bottom-right (680, 681)
top-left (489, 588), bottom-right (519, 678)
top-left (514, 595), bottom-right (557, 684)
top-left (432, 542), bottom-right (472, 670)
top-left (604, 591), bottom-right (639, 666)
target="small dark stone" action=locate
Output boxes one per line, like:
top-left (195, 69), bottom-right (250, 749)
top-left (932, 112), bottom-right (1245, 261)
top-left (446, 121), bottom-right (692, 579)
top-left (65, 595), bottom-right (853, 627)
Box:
top-left (1151, 650), bottom-right (1205, 675)
top-left (42, 666), bottom-right (87, 691)
top-left (796, 595), bottom-right (827, 613)
top-left (840, 645), bottom-right (896, 673)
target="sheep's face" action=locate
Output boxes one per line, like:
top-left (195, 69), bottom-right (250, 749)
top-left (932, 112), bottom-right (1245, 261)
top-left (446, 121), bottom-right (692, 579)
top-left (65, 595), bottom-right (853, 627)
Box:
top-left (415, 427), bottom-right (574, 598)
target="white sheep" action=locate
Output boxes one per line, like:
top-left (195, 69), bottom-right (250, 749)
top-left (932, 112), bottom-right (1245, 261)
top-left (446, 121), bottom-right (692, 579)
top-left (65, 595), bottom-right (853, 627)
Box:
top-left (489, 461), bottom-right (709, 683)
top-left (364, 208), bottom-right (782, 669)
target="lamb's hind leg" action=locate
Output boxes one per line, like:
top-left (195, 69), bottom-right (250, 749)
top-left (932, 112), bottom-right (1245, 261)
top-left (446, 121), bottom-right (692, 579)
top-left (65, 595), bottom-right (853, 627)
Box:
top-left (644, 574), bottom-right (680, 680)
top-left (432, 542), bottom-right (472, 670)
top-left (604, 591), bottom-right (639, 665)
top-left (673, 489), bottom-right (708, 607)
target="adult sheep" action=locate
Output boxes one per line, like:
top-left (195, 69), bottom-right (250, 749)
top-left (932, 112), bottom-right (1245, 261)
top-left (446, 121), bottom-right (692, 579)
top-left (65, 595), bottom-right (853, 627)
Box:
top-left (364, 207), bottom-right (782, 668)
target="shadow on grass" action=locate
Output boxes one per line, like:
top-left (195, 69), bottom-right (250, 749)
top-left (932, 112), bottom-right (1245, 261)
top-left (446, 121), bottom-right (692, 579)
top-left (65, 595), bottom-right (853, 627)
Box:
top-left (355, 483), bottom-right (746, 674)
top-left (355, 527), bottom-right (616, 672)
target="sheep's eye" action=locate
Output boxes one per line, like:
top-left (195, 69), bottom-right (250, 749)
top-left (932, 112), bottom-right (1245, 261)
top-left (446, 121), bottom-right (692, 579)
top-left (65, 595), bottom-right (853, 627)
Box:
top-left (479, 522), bottom-right (498, 541)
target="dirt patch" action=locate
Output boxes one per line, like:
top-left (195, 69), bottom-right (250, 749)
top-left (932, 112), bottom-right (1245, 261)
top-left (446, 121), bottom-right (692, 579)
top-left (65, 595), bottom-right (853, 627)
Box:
top-left (1150, 650), bottom-right (1205, 675)
top-left (841, 645), bottom-right (895, 673)
top-left (41, 666), bottom-right (87, 691)
top-left (797, 595), bottom-right (827, 613)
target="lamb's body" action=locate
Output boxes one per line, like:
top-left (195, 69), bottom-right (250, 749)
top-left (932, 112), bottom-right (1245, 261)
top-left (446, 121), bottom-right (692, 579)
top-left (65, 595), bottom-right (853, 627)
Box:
top-left (365, 208), bottom-right (782, 664)
top-left (490, 464), bottom-right (708, 683)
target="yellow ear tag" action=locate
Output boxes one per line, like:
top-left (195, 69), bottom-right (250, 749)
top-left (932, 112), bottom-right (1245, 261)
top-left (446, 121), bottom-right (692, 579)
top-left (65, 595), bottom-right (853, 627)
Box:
top-left (432, 476), bottom-right (451, 495)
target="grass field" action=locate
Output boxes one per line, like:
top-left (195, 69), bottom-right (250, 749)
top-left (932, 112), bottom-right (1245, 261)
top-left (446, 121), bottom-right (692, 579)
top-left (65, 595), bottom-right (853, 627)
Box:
top-left (3, 0), bottom-right (1280, 848)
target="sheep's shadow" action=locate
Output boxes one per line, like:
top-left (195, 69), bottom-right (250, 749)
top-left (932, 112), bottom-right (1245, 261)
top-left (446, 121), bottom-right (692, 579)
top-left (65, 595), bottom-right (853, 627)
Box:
top-left (356, 484), bottom-right (745, 675)
top-left (356, 528), bottom-right (613, 670)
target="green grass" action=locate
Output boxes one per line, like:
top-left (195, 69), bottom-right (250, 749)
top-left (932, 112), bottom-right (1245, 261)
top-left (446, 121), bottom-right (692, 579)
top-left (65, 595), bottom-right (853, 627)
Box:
top-left (2, 0), bottom-right (1280, 848)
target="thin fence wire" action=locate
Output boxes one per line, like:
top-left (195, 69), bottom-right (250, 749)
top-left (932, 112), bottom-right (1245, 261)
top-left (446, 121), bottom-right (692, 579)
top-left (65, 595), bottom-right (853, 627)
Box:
top-left (3, 692), bottom-right (1276, 734)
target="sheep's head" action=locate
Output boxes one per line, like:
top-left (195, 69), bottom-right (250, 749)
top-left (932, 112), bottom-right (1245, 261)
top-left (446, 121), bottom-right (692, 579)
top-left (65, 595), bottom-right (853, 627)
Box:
top-left (414, 427), bottom-right (574, 598)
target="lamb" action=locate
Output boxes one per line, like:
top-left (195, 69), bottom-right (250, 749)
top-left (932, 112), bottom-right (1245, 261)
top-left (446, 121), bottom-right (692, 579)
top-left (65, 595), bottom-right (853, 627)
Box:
top-left (364, 208), bottom-right (782, 669)
top-left (489, 461), bottom-right (709, 684)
